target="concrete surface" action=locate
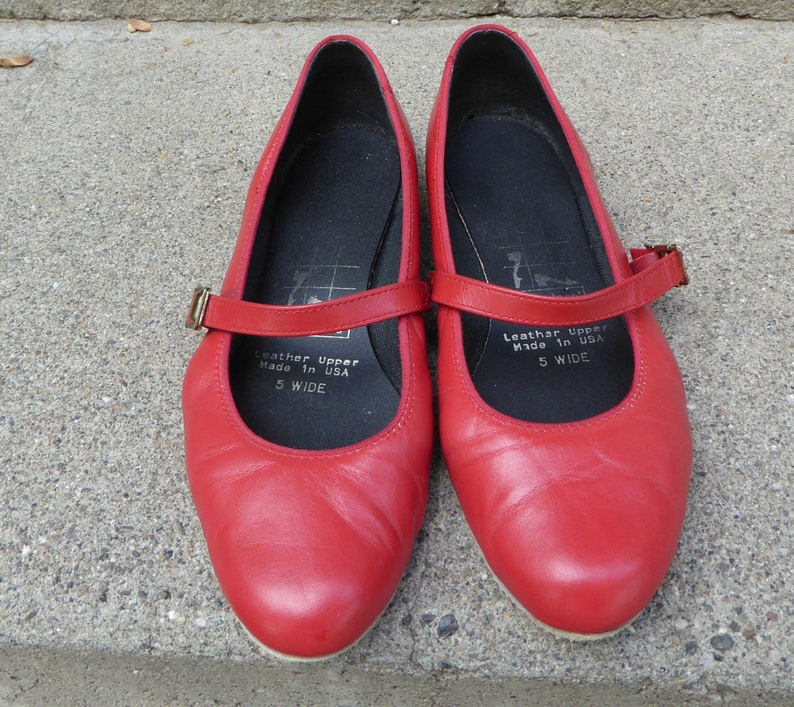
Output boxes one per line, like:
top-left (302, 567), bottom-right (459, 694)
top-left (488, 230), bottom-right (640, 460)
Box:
top-left (1, 0), bottom-right (793, 22)
top-left (1, 15), bottom-right (792, 705)
top-left (508, 0), bottom-right (793, 20)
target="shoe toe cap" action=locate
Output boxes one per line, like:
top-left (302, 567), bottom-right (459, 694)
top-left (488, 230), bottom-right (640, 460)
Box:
top-left (228, 555), bottom-right (378, 659)
top-left (200, 464), bottom-right (412, 659)
top-left (485, 470), bottom-right (686, 636)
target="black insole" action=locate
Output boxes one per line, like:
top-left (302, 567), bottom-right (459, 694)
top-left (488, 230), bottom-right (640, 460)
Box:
top-left (445, 115), bottom-right (633, 423)
top-left (231, 128), bottom-right (401, 449)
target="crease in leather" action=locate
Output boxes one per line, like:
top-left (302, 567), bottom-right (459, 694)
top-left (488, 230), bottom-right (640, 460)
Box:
top-left (183, 35), bottom-right (434, 659)
top-left (426, 24), bottom-right (692, 637)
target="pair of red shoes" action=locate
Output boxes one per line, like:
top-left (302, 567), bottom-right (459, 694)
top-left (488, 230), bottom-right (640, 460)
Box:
top-left (182, 26), bottom-right (692, 660)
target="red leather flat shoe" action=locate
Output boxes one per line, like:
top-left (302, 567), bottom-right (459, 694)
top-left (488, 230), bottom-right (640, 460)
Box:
top-left (182, 36), bottom-right (433, 659)
top-left (427, 25), bottom-right (692, 637)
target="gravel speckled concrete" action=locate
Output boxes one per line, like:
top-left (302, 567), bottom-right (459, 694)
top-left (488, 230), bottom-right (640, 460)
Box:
top-left (1, 0), bottom-right (792, 21)
top-left (1, 16), bottom-right (792, 703)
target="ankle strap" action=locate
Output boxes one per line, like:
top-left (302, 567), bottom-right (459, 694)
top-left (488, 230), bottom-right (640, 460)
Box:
top-left (186, 280), bottom-right (430, 336)
top-left (430, 245), bottom-right (687, 327)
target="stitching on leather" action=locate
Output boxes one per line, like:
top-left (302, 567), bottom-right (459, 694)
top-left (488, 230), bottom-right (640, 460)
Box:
top-left (219, 281), bottom-right (420, 314)
top-left (434, 259), bottom-right (678, 325)
top-left (439, 260), bottom-right (674, 308)
top-left (228, 303), bottom-right (424, 337)
top-left (209, 282), bottom-right (428, 335)
top-left (203, 278), bottom-right (425, 460)
top-left (464, 254), bottom-right (676, 305)
top-left (448, 304), bottom-right (647, 435)
top-left (228, 114), bottom-right (291, 294)
top-left (393, 107), bottom-right (417, 279)
top-left (208, 308), bottom-right (422, 463)
top-left (197, 60), bottom-right (425, 466)
top-left (434, 34), bottom-right (653, 438)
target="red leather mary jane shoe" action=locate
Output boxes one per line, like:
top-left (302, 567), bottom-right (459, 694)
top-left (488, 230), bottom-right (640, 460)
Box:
top-left (427, 25), bottom-right (692, 638)
top-left (182, 36), bottom-right (433, 659)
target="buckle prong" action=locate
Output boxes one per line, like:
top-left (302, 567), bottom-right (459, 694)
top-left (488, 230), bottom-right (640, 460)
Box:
top-left (185, 285), bottom-right (211, 330)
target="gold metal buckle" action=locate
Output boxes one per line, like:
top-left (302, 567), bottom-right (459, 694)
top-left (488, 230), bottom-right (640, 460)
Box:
top-left (185, 285), bottom-right (211, 330)
top-left (643, 243), bottom-right (689, 287)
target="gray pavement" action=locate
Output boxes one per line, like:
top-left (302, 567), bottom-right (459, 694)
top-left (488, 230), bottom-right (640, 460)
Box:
top-left (1, 0), bottom-right (792, 21)
top-left (1, 15), bottom-right (792, 705)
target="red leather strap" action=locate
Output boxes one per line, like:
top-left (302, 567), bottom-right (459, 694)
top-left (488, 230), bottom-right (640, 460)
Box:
top-left (430, 246), bottom-right (687, 327)
top-left (192, 281), bottom-right (430, 337)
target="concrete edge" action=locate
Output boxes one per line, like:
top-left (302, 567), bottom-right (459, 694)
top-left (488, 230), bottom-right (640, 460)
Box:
top-left (2, 642), bottom-right (792, 705)
top-left (0, 1), bottom-right (792, 23)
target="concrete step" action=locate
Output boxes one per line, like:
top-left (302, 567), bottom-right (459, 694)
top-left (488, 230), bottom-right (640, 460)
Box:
top-left (1, 0), bottom-right (792, 21)
top-left (1, 15), bottom-right (792, 705)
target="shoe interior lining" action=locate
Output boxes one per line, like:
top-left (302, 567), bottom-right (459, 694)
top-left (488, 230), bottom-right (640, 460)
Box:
top-left (229, 42), bottom-right (403, 449)
top-left (444, 30), bottom-right (634, 423)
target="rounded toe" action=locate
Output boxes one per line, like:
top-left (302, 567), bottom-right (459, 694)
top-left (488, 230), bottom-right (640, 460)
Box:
top-left (199, 461), bottom-right (412, 660)
top-left (486, 472), bottom-right (683, 636)
top-left (211, 516), bottom-right (397, 659)
top-left (231, 562), bottom-right (381, 659)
